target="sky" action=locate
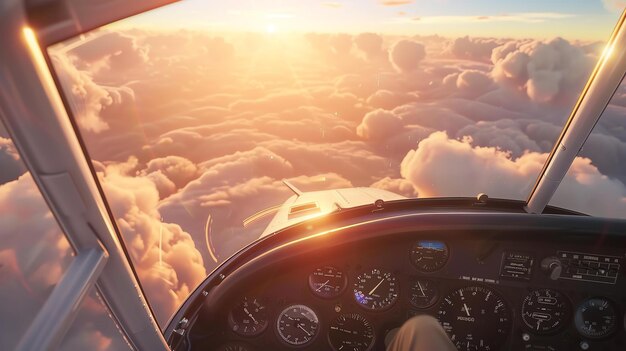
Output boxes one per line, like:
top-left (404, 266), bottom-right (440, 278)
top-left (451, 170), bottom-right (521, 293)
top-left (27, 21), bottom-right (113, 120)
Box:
top-left (111, 0), bottom-right (625, 40)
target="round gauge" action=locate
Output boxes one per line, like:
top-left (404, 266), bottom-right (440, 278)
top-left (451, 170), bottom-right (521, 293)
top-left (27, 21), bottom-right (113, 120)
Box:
top-left (437, 286), bottom-right (511, 351)
top-left (410, 240), bottom-right (449, 272)
top-left (353, 268), bottom-right (399, 311)
top-left (276, 304), bottom-right (319, 346)
top-left (521, 289), bottom-right (570, 334)
top-left (309, 266), bottom-right (347, 299)
top-left (410, 279), bottom-right (439, 309)
top-left (328, 313), bottom-right (375, 351)
top-left (228, 297), bottom-right (269, 337)
top-left (574, 298), bottom-right (618, 339)
top-left (215, 342), bottom-right (254, 351)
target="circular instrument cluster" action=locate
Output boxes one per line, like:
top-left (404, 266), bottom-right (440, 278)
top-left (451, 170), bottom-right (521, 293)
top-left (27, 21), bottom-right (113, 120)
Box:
top-left (410, 278), bottom-right (439, 309)
top-left (521, 289), bottom-right (570, 334)
top-left (276, 304), bottom-right (319, 346)
top-left (574, 297), bottom-right (618, 339)
top-left (410, 240), bottom-right (449, 272)
top-left (353, 268), bottom-right (399, 311)
top-left (228, 297), bottom-right (269, 337)
top-left (437, 286), bottom-right (511, 351)
top-left (328, 313), bottom-right (375, 351)
top-left (308, 266), bottom-right (347, 299)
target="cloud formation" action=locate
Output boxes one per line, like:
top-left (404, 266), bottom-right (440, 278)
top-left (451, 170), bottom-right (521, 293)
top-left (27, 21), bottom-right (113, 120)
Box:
top-left (400, 132), bottom-right (626, 217)
top-left (491, 38), bottom-right (595, 104)
top-left (389, 40), bottom-right (426, 73)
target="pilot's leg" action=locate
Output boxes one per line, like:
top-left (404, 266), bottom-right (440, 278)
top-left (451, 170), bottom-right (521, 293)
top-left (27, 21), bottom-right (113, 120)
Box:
top-left (386, 315), bottom-right (457, 351)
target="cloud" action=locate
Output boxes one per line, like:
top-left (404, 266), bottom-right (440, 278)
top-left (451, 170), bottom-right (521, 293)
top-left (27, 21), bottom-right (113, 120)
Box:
top-left (67, 31), bottom-right (149, 72)
top-left (491, 38), bottom-right (595, 104)
top-left (399, 132), bottom-right (626, 217)
top-left (448, 36), bottom-right (501, 62)
top-left (0, 137), bottom-right (25, 185)
top-left (379, 0), bottom-right (413, 6)
top-left (389, 40), bottom-right (426, 73)
top-left (51, 54), bottom-right (135, 133)
top-left (98, 161), bottom-right (207, 324)
top-left (357, 109), bottom-right (404, 140)
top-left (602, 0), bottom-right (626, 11)
top-left (322, 2), bottom-right (343, 8)
top-left (366, 90), bottom-right (418, 110)
top-left (142, 156), bottom-right (199, 190)
top-left (454, 70), bottom-right (494, 97)
top-left (370, 177), bottom-right (417, 197)
top-left (354, 32), bottom-right (385, 59)
top-left (406, 13), bottom-right (576, 24)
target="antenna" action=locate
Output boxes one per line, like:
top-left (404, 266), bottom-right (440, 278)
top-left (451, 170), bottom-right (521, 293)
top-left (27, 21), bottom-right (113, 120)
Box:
top-left (282, 179), bottom-right (303, 197)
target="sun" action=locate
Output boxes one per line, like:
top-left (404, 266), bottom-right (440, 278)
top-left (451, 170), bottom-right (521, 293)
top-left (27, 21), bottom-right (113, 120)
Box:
top-left (265, 23), bottom-right (278, 34)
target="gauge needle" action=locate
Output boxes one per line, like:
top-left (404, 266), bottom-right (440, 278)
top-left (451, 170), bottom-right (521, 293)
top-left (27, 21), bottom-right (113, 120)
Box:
top-left (417, 282), bottom-right (426, 297)
top-left (243, 307), bottom-right (257, 323)
top-left (369, 278), bottom-right (385, 295)
top-left (463, 303), bottom-right (471, 317)
top-left (298, 324), bottom-right (311, 336)
top-left (316, 280), bottom-right (330, 291)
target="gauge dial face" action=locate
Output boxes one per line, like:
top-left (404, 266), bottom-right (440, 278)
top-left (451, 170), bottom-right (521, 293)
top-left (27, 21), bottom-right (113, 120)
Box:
top-left (574, 298), bottom-right (618, 339)
top-left (276, 304), bottom-right (319, 346)
top-left (328, 313), bottom-right (375, 351)
top-left (437, 286), bottom-right (511, 351)
top-left (521, 289), bottom-right (570, 334)
top-left (410, 241), bottom-right (449, 272)
top-left (353, 268), bottom-right (399, 311)
top-left (228, 297), bottom-right (269, 337)
top-left (215, 342), bottom-right (254, 351)
top-left (309, 266), bottom-right (347, 299)
top-left (410, 279), bottom-right (439, 309)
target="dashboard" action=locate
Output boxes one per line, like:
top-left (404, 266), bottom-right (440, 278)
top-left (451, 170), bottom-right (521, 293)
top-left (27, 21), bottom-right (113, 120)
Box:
top-left (165, 203), bottom-right (626, 351)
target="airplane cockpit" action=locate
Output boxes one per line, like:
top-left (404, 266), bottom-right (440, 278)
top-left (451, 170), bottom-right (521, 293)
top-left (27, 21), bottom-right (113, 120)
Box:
top-left (1, 1), bottom-right (626, 351)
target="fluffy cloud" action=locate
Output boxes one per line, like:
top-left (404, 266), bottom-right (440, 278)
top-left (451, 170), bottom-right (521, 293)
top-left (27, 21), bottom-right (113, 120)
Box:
top-left (98, 161), bottom-right (206, 324)
top-left (69, 31), bottom-right (149, 72)
top-left (0, 137), bottom-right (25, 184)
top-left (51, 55), bottom-right (135, 133)
top-left (357, 109), bottom-right (404, 140)
top-left (354, 32), bottom-right (385, 60)
top-left (142, 156), bottom-right (198, 189)
top-left (448, 36), bottom-right (501, 62)
top-left (389, 40), bottom-right (426, 73)
top-left (400, 132), bottom-right (626, 217)
top-left (370, 177), bottom-right (417, 197)
top-left (491, 38), bottom-right (595, 104)
top-left (454, 70), bottom-right (494, 96)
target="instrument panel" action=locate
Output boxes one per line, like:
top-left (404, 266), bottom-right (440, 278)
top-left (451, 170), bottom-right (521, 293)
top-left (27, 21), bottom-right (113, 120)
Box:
top-left (187, 220), bottom-right (626, 351)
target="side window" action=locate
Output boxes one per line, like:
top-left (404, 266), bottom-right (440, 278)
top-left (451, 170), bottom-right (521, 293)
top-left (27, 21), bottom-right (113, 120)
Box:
top-left (60, 288), bottom-right (133, 351)
top-left (0, 123), bottom-right (129, 350)
top-left (551, 77), bottom-right (626, 218)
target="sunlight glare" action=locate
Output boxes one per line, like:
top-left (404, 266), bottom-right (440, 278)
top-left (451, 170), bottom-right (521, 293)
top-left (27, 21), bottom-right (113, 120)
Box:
top-left (266, 23), bottom-right (278, 34)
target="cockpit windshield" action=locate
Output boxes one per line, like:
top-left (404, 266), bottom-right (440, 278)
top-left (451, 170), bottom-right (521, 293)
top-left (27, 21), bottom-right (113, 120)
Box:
top-left (44, 0), bottom-right (625, 326)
